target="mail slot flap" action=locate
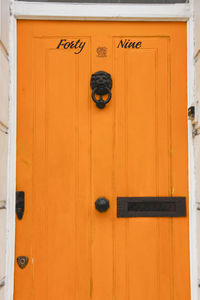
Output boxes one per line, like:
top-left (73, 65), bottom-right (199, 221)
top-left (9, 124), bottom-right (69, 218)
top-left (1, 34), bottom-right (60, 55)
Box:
top-left (117, 197), bottom-right (186, 217)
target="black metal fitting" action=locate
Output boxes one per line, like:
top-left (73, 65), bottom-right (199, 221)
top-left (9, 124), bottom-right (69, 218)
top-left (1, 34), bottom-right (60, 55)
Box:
top-left (95, 197), bottom-right (110, 212)
top-left (90, 71), bottom-right (112, 109)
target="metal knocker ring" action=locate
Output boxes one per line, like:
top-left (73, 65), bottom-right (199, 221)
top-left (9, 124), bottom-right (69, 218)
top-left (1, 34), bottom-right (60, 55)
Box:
top-left (90, 71), bottom-right (113, 109)
top-left (92, 87), bottom-right (112, 109)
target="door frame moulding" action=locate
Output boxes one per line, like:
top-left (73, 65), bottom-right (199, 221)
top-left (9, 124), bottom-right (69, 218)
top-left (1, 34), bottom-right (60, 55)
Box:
top-left (14, 1), bottom-right (191, 20)
top-left (6, 1), bottom-right (198, 300)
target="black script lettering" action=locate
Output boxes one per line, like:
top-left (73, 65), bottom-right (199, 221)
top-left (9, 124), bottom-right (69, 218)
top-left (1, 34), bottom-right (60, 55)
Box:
top-left (57, 39), bottom-right (67, 49)
top-left (74, 39), bottom-right (81, 49)
top-left (117, 39), bottom-right (126, 48)
top-left (136, 42), bottom-right (142, 49)
top-left (75, 42), bottom-right (86, 54)
top-left (64, 42), bottom-right (70, 49)
top-left (57, 39), bottom-right (86, 54)
top-left (70, 41), bottom-right (75, 49)
top-left (117, 39), bottom-right (142, 49)
top-left (124, 39), bottom-right (130, 48)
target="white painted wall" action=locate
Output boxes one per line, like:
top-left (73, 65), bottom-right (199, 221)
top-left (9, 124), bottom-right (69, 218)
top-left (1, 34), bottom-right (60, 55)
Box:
top-left (0, 0), bottom-right (9, 299)
top-left (193, 0), bottom-right (200, 298)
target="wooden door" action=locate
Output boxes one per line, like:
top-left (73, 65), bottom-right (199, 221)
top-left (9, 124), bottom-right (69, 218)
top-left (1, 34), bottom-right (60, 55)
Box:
top-left (15, 21), bottom-right (190, 300)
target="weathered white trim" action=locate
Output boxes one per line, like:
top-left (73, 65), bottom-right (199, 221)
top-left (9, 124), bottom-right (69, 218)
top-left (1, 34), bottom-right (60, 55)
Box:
top-left (13, 2), bottom-right (191, 21)
top-left (7, 1), bottom-right (198, 300)
top-left (0, 276), bottom-right (6, 288)
top-left (5, 10), bottom-right (17, 300)
top-left (0, 123), bottom-right (8, 134)
top-left (0, 201), bottom-right (6, 209)
top-left (187, 9), bottom-right (199, 299)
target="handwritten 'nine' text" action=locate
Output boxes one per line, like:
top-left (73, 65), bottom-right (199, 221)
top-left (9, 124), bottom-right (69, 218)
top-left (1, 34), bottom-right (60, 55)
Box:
top-left (117, 39), bottom-right (142, 49)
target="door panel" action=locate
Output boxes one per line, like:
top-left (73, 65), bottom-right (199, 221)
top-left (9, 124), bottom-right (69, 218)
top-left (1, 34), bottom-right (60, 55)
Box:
top-left (15, 21), bottom-right (190, 300)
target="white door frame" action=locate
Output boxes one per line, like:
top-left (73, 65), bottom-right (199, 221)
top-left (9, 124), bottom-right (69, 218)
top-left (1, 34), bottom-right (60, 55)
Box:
top-left (7, 1), bottom-right (198, 299)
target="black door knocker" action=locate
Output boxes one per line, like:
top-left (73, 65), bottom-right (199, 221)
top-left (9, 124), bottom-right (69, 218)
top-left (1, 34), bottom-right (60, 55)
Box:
top-left (90, 71), bottom-right (112, 109)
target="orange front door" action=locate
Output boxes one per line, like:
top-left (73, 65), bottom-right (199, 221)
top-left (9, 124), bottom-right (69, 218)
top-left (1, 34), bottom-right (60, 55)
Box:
top-left (15, 21), bottom-right (190, 300)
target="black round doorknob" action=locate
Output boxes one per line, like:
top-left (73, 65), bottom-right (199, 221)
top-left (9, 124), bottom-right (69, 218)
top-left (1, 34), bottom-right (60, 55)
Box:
top-left (95, 197), bottom-right (110, 212)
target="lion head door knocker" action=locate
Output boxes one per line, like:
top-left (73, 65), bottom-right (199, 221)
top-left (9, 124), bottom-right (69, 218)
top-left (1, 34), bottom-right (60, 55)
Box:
top-left (90, 71), bottom-right (112, 109)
